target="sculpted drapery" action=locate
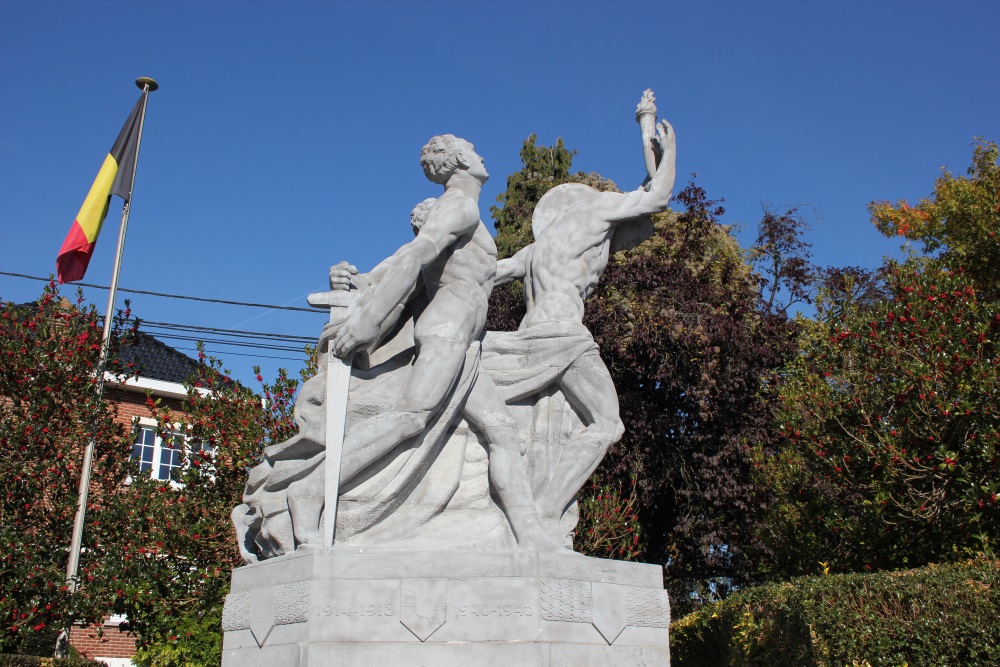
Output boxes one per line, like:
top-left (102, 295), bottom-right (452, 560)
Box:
top-left (233, 91), bottom-right (677, 562)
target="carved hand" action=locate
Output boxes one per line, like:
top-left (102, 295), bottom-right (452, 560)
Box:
top-left (329, 261), bottom-right (359, 291)
top-left (318, 307), bottom-right (353, 351)
top-left (652, 119), bottom-right (675, 169)
top-left (331, 309), bottom-right (380, 358)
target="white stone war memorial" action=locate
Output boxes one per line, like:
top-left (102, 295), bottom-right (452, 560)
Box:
top-left (222, 90), bottom-right (677, 666)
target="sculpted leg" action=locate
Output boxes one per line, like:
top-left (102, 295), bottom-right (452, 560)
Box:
top-left (340, 336), bottom-right (469, 484)
top-left (287, 496), bottom-right (324, 548)
top-left (285, 471), bottom-right (325, 548)
top-left (463, 371), bottom-right (563, 551)
top-left (538, 354), bottom-right (625, 526)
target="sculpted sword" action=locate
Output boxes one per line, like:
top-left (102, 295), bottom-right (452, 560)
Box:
top-left (307, 288), bottom-right (355, 549)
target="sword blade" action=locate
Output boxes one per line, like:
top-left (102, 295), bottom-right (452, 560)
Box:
top-left (323, 349), bottom-right (353, 548)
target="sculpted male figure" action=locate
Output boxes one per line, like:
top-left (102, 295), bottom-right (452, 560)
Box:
top-left (311, 136), bottom-right (557, 549)
top-left (494, 116), bottom-right (677, 531)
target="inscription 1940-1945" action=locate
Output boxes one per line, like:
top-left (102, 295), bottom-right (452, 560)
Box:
top-left (453, 602), bottom-right (534, 618)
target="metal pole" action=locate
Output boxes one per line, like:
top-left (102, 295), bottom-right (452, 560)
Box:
top-left (56, 77), bottom-right (156, 658)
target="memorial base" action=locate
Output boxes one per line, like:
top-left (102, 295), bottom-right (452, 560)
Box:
top-left (221, 549), bottom-right (670, 666)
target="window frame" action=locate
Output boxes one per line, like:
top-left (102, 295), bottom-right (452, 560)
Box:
top-left (130, 418), bottom-right (209, 486)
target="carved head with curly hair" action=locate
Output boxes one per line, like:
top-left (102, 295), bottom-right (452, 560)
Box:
top-left (419, 135), bottom-right (488, 185)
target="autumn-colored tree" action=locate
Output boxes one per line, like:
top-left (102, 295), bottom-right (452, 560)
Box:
top-left (871, 139), bottom-right (1000, 291)
top-left (0, 284), bottom-right (138, 654)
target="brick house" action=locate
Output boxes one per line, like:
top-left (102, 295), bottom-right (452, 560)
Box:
top-left (68, 330), bottom-right (202, 667)
top-left (68, 616), bottom-right (138, 667)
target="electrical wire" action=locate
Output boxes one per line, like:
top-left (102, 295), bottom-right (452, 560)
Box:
top-left (146, 332), bottom-right (307, 353)
top-left (136, 320), bottom-right (317, 356)
top-left (2, 270), bottom-right (321, 356)
top-left (140, 320), bottom-right (316, 343)
top-left (0, 270), bottom-right (325, 313)
top-left (169, 346), bottom-right (311, 363)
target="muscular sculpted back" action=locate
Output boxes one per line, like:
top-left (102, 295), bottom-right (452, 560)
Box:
top-left (523, 193), bottom-right (613, 327)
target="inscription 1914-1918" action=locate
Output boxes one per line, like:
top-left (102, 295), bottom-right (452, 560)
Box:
top-left (320, 603), bottom-right (395, 617)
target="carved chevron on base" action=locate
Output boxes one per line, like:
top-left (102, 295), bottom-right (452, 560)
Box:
top-left (221, 549), bottom-right (671, 666)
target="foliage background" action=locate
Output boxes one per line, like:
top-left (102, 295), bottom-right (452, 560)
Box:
top-left (670, 558), bottom-right (1000, 667)
top-left (0, 288), bottom-right (137, 654)
top-left (755, 140), bottom-right (1000, 578)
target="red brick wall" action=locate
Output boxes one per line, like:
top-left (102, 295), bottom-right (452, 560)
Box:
top-left (105, 386), bottom-right (186, 428)
top-left (69, 617), bottom-right (137, 661)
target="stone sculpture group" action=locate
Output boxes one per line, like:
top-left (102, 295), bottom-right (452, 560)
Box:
top-left (222, 90), bottom-right (678, 666)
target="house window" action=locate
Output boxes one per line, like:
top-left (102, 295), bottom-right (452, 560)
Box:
top-left (131, 426), bottom-right (188, 482)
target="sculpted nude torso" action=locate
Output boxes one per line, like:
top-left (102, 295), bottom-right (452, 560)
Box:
top-left (353, 191), bottom-right (496, 427)
top-left (403, 210), bottom-right (495, 417)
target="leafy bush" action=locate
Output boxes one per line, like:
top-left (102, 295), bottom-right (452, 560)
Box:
top-left (670, 559), bottom-right (1000, 666)
top-left (0, 287), bottom-right (138, 652)
top-left (131, 609), bottom-right (222, 667)
top-left (0, 656), bottom-right (107, 667)
top-left (760, 261), bottom-right (1000, 576)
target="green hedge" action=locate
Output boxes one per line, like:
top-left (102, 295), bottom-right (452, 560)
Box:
top-left (670, 559), bottom-right (1000, 667)
top-left (0, 658), bottom-right (106, 667)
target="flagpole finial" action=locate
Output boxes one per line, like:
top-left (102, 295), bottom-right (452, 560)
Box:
top-left (135, 77), bottom-right (158, 92)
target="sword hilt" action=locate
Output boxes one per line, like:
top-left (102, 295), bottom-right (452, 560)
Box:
top-left (307, 290), bottom-right (354, 310)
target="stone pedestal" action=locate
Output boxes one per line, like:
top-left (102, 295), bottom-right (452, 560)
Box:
top-left (221, 549), bottom-right (670, 666)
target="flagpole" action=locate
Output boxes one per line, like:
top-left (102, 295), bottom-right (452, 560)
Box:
top-left (56, 77), bottom-right (157, 658)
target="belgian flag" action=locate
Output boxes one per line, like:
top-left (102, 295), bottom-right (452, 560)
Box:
top-left (56, 93), bottom-right (146, 284)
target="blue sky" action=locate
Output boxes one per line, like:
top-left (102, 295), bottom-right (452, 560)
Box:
top-left (2, 0), bottom-right (998, 386)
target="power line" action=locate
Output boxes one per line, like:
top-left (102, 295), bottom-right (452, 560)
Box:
top-left (137, 320), bottom-right (316, 355)
top-left (147, 332), bottom-right (308, 353)
top-left (141, 320), bottom-right (316, 343)
top-left (2, 270), bottom-right (322, 360)
top-left (169, 345), bottom-right (311, 363)
top-left (137, 320), bottom-right (317, 355)
top-left (0, 270), bottom-right (325, 313)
